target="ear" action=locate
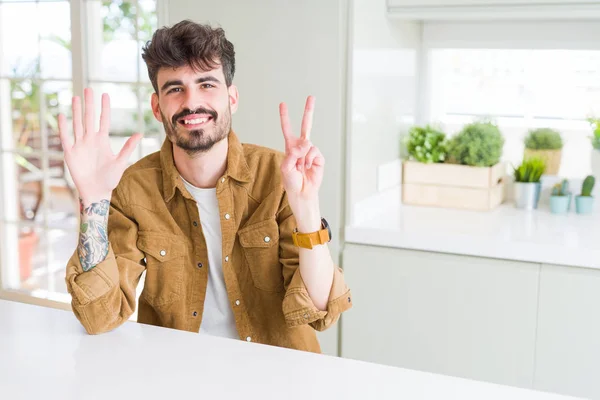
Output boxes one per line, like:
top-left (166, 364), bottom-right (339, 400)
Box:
top-left (228, 85), bottom-right (239, 114)
top-left (151, 93), bottom-right (162, 122)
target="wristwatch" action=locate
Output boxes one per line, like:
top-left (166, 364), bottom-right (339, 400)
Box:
top-left (292, 218), bottom-right (332, 249)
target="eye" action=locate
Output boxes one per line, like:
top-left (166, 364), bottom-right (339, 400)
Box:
top-left (201, 83), bottom-right (215, 89)
top-left (167, 87), bottom-right (182, 94)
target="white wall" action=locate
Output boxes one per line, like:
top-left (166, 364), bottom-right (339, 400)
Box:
top-left (168, 0), bottom-right (349, 356)
top-left (347, 0), bottom-right (420, 224)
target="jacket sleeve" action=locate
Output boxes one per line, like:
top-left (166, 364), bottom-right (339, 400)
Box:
top-left (65, 185), bottom-right (146, 334)
top-left (277, 191), bottom-right (352, 331)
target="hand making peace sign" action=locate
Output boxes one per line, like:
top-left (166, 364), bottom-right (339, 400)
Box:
top-left (279, 96), bottom-right (325, 201)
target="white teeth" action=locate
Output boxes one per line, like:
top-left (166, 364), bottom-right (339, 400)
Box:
top-left (183, 118), bottom-right (208, 125)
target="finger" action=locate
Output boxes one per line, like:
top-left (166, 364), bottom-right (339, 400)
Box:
top-left (280, 142), bottom-right (310, 173)
top-left (300, 95), bottom-right (315, 140)
top-left (311, 152), bottom-right (325, 168)
top-left (279, 102), bottom-right (294, 144)
top-left (296, 158), bottom-right (304, 173)
top-left (287, 141), bottom-right (311, 160)
top-left (99, 93), bottom-right (110, 135)
top-left (72, 96), bottom-right (83, 143)
top-left (281, 154), bottom-right (300, 174)
top-left (84, 87), bottom-right (95, 137)
top-left (117, 133), bottom-right (143, 163)
top-left (57, 113), bottom-right (73, 152)
top-left (304, 146), bottom-right (324, 169)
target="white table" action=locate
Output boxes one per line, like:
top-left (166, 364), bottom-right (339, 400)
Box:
top-left (0, 299), bottom-right (582, 400)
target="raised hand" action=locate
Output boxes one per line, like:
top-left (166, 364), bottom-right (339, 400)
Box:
top-left (58, 88), bottom-right (142, 205)
top-left (279, 95), bottom-right (325, 201)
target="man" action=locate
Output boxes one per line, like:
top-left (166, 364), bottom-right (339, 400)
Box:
top-left (59, 20), bottom-right (352, 353)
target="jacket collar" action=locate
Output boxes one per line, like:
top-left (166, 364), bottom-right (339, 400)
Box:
top-left (160, 130), bottom-right (252, 202)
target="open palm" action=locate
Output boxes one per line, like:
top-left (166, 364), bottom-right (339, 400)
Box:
top-left (58, 88), bottom-right (142, 204)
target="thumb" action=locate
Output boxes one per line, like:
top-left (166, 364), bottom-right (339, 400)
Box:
top-left (281, 142), bottom-right (311, 174)
top-left (117, 133), bottom-right (143, 163)
top-left (280, 154), bottom-right (299, 175)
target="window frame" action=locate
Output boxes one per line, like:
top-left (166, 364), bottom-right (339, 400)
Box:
top-left (0, 0), bottom-right (167, 305)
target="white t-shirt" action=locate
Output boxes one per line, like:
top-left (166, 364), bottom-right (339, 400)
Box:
top-left (181, 176), bottom-right (239, 340)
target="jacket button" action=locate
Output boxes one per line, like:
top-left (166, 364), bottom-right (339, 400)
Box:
top-left (235, 300), bottom-right (240, 306)
top-left (225, 256), bottom-right (229, 262)
top-left (197, 262), bottom-right (203, 268)
top-left (192, 311), bottom-right (198, 317)
top-left (160, 250), bottom-right (166, 256)
top-left (224, 213), bottom-right (231, 220)
top-left (221, 177), bottom-right (225, 183)
top-left (246, 336), bottom-right (252, 342)
top-left (193, 221), bottom-right (198, 227)
top-left (264, 236), bottom-right (270, 243)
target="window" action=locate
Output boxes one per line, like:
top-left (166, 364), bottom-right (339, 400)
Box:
top-left (422, 21), bottom-right (600, 178)
top-left (0, 0), bottom-right (162, 302)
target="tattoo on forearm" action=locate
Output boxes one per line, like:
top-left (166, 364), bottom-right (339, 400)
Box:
top-left (78, 198), bottom-right (110, 272)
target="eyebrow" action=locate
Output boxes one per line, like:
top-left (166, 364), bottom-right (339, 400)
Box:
top-left (160, 76), bottom-right (222, 93)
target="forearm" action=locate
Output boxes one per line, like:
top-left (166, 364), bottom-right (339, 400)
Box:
top-left (291, 197), bottom-right (335, 311)
top-left (298, 245), bottom-right (335, 311)
top-left (78, 197), bottom-right (111, 272)
top-left (66, 190), bottom-right (146, 335)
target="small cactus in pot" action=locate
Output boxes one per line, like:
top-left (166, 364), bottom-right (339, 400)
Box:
top-left (575, 175), bottom-right (595, 215)
top-left (549, 179), bottom-right (571, 214)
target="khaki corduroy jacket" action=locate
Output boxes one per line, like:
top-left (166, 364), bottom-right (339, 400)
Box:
top-left (65, 131), bottom-right (352, 353)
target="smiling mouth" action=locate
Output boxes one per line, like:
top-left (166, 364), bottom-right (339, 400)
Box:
top-left (177, 115), bottom-right (213, 129)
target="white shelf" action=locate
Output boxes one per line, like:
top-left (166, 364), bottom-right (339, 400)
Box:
top-left (345, 187), bottom-right (600, 269)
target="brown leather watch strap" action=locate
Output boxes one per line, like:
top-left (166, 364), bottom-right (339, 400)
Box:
top-left (292, 219), bottom-right (331, 249)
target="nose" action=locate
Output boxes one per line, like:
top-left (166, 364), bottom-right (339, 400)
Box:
top-left (181, 86), bottom-right (205, 112)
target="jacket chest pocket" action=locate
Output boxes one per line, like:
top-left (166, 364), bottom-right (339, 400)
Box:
top-left (238, 219), bottom-right (283, 293)
top-left (137, 233), bottom-right (186, 307)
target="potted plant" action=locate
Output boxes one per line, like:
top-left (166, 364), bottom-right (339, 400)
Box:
top-left (513, 156), bottom-right (546, 210)
top-left (404, 124), bottom-right (447, 164)
top-left (524, 128), bottom-right (563, 175)
top-left (446, 120), bottom-right (505, 167)
top-left (402, 120), bottom-right (506, 211)
top-left (575, 175), bottom-right (595, 215)
top-left (549, 179), bottom-right (571, 214)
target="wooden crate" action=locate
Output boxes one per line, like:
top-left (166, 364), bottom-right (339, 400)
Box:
top-left (402, 161), bottom-right (506, 211)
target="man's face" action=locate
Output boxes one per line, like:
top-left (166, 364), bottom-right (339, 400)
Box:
top-left (151, 63), bottom-right (239, 155)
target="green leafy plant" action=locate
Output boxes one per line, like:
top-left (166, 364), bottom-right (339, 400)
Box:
top-left (102, 0), bottom-right (156, 42)
top-left (581, 175), bottom-right (595, 197)
top-left (588, 118), bottom-right (600, 151)
top-left (513, 157), bottom-right (546, 183)
top-left (405, 125), bottom-right (447, 163)
top-left (447, 121), bottom-right (504, 167)
top-left (551, 179), bottom-right (569, 196)
top-left (524, 128), bottom-right (563, 150)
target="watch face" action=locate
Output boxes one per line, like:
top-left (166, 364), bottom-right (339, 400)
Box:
top-left (321, 217), bottom-right (332, 241)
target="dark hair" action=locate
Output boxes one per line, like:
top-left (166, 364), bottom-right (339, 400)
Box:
top-left (141, 20), bottom-right (235, 93)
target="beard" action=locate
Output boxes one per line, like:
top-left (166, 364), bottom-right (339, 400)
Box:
top-left (161, 105), bottom-right (231, 156)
